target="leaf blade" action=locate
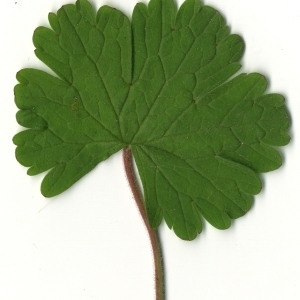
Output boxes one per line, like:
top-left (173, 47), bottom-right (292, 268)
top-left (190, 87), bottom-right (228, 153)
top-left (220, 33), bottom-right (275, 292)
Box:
top-left (14, 0), bottom-right (290, 239)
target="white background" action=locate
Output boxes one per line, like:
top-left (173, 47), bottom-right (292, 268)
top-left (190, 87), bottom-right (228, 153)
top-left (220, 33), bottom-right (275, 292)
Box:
top-left (1, 0), bottom-right (299, 299)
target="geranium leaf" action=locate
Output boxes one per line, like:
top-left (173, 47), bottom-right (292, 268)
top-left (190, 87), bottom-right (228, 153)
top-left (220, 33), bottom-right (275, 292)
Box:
top-left (13, 0), bottom-right (290, 240)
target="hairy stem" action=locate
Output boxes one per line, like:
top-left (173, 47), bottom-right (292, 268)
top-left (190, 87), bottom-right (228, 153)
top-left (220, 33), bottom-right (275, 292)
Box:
top-left (122, 147), bottom-right (165, 300)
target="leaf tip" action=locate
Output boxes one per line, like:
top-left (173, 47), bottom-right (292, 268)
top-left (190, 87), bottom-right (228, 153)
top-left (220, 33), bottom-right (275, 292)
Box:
top-left (40, 182), bottom-right (54, 198)
top-left (16, 71), bottom-right (28, 85)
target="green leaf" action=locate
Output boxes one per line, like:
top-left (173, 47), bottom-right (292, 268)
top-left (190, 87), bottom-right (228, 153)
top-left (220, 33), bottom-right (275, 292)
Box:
top-left (13, 0), bottom-right (290, 240)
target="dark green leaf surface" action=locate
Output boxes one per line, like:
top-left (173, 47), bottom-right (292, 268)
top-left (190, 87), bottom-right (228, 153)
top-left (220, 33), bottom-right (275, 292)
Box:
top-left (14, 0), bottom-right (290, 240)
